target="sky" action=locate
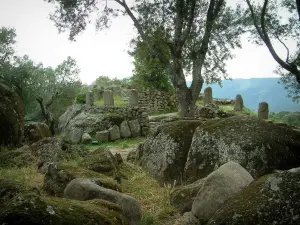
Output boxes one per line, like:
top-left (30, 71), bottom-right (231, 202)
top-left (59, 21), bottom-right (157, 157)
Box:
top-left (0, 0), bottom-right (297, 84)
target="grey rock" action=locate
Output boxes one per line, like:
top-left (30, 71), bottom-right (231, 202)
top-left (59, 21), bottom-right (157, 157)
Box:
top-left (64, 178), bottom-right (141, 225)
top-left (96, 130), bottom-right (109, 142)
top-left (191, 161), bottom-right (253, 223)
top-left (68, 127), bottom-right (84, 144)
top-left (128, 119), bottom-right (141, 138)
top-left (203, 87), bottom-right (213, 105)
top-left (234, 94), bottom-right (243, 111)
top-left (258, 101), bottom-right (269, 120)
top-left (208, 167), bottom-right (300, 225)
top-left (120, 120), bottom-right (132, 138)
top-left (81, 133), bottom-right (92, 144)
top-left (129, 89), bottom-right (139, 107)
top-left (86, 91), bottom-right (94, 106)
top-left (174, 212), bottom-right (200, 225)
top-left (109, 125), bottom-right (121, 141)
top-left (103, 90), bottom-right (114, 106)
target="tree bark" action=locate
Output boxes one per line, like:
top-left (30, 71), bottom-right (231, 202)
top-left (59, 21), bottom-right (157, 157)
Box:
top-left (36, 96), bottom-right (55, 135)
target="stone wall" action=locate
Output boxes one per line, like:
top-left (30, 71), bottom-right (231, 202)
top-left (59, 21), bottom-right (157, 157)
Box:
top-left (137, 88), bottom-right (178, 112)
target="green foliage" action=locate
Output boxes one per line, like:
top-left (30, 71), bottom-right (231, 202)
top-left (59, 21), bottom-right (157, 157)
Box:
top-left (0, 26), bottom-right (82, 121)
top-left (269, 111), bottom-right (300, 128)
top-left (129, 29), bottom-right (173, 92)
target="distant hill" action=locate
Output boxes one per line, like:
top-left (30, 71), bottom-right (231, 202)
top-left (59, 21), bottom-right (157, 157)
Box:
top-left (187, 78), bottom-right (300, 112)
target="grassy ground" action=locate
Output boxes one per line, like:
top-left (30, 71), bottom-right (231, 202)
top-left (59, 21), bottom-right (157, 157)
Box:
top-left (83, 137), bottom-right (146, 151)
top-left (94, 95), bottom-right (128, 107)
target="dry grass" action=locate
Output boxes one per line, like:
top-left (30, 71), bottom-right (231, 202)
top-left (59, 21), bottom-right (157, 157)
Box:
top-left (120, 163), bottom-right (180, 225)
top-left (0, 166), bottom-right (44, 190)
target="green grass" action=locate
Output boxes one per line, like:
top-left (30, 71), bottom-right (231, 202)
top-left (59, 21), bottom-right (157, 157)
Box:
top-left (149, 108), bottom-right (178, 116)
top-left (95, 95), bottom-right (128, 107)
top-left (83, 137), bottom-right (146, 152)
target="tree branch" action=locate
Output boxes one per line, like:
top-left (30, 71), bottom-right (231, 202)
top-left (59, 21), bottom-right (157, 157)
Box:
top-left (245, 0), bottom-right (265, 40)
top-left (181, 0), bottom-right (197, 44)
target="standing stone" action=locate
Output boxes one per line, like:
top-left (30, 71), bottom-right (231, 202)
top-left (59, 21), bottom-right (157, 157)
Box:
top-left (68, 128), bottom-right (84, 144)
top-left (103, 90), bottom-right (114, 106)
top-left (81, 133), bottom-right (92, 144)
top-left (129, 89), bottom-right (139, 107)
top-left (203, 87), bottom-right (213, 105)
top-left (234, 94), bottom-right (244, 111)
top-left (120, 121), bottom-right (132, 138)
top-left (95, 130), bottom-right (109, 142)
top-left (258, 102), bottom-right (269, 120)
top-left (85, 91), bottom-right (94, 106)
top-left (108, 125), bottom-right (121, 141)
top-left (128, 120), bottom-right (141, 138)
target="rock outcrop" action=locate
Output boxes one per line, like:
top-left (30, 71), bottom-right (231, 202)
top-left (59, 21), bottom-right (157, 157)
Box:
top-left (0, 83), bottom-right (24, 146)
top-left (208, 167), bottom-right (300, 225)
top-left (24, 122), bottom-right (52, 143)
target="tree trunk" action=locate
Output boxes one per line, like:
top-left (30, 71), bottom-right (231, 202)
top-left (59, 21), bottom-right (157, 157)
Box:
top-left (177, 87), bottom-right (197, 117)
top-left (36, 96), bottom-right (55, 135)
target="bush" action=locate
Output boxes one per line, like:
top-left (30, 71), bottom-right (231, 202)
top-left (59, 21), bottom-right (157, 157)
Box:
top-left (76, 92), bottom-right (86, 104)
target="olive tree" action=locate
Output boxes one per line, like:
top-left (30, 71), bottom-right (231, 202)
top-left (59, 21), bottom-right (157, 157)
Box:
top-left (47, 0), bottom-right (246, 116)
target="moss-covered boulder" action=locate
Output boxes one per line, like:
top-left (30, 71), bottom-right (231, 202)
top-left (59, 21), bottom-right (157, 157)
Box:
top-left (170, 178), bottom-right (205, 213)
top-left (208, 167), bottom-right (300, 225)
top-left (184, 116), bottom-right (300, 181)
top-left (137, 120), bottom-right (202, 185)
top-left (43, 163), bottom-right (121, 197)
top-left (24, 122), bottom-right (52, 143)
top-left (0, 184), bottom-right (128, 225)
top-left (0, 83), bottom-right (24, 146)
top-left (0, 145), bottom-right (35, 168)
top-left (80, 148), bottom-right (120, 181)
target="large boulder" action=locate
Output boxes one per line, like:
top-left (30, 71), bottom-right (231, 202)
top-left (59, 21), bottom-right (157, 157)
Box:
top-left (0, 83), bottom-right (24, 146)
top-left (24, 122), bottom-right (52, 143)
top-left (191, 161), bottom-right (253, 223)
top-left (0, 179), bottom-right (128, 225)
top-left (58, 105), bottom-right (125, 143)
top-left (137, 120), bottom-right (202, 185)
top-left (184, 116), bottom-right (300, 181)
top-left (81, 133), bottom-right (92, 144)
top-left (174, 212), bottom-right (200, 225)
top-left (30, 137), bottom-right (87, 173)
top-left (208, 167), bottom-right (300, 225)
top-left (64, 178), bottom-right (141, 225)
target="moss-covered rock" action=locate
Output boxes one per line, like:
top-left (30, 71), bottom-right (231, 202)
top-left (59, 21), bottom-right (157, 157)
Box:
top-left (0, 192), bottom-right (128, 225)
top-left (208, 167), bottom-right (300, 225)
top-left (0, 145), bottom-right (35, 168)
top-left (80, 148), bottom-right (121, 182)
top-left (170, 178), bottom-right (205, 213)
top-left (0, 83), bottom-right (24, 146)
top-left (44, 162), bottom-right (121, 197)
top-left (184, 116), bottom-right (300, 181)
top-left (24, 122), bottom-right (52, 143)
top-left (137, 120), bottom-right (202, 185)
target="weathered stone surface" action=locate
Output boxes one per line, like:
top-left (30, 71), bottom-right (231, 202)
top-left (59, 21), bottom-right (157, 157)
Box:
top-left (203, 87), bottom-right (213, 105)
top-left (0, 83), bottom-right (24, 146)
top-left (103, 90), bottom-right (114, 106)
top-left (208, 167), bottom-right (300, 225)
top-left (128, 89), bottom-right (139, 107)
top-left (86, 91), bottom-right (94, 106)
top-left (30, 137), bottom-right (87, 173)
top-left (192, 161), bottom-right (253, 223)
top-left (127, 149), bottom-right (137, 162)
top-left (68, 127), bottom-right (84, 144)
top-left (109, 125), bottom-right (121, 141)
top-left (137, 120), bottom-right (202, 185)
top-left (0, 180), bottom-right (127, 225)
top-left (120, 120), bottom-right (132, 138)
top-left (258, 102), bottom-right (269, 120)
top-left (80, 148), bottom-right (118, 178)
top-left (170, 178), bottom-right (205, 213)
top-left (43, 163), bottom-right (121, 197)
top-left (64, 178), bottom-right (141, 225)
top-left (128, 119), bottom-right (141, 138)
top-left (234, 94), bottom-right (243, 111)
top-left (24, 122), bottom-right (52, 143)
top-left (184, 116), bottom-right (300, 181)
top-left (81, 133), bottom-right (92, 144)
top-left (174, 212), bottom-right (200, 225)
top-left (194, 103), bottom-right (232, 119)
top-left (96, 130), bottom-right (109, 142)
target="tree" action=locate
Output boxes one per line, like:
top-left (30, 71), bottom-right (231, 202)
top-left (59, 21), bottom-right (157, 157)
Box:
top-left (245, 0), bottom-right (300, 101)
top-left (128, 28), bottom-right (173, 91)
top-left (46, 0), bottom-right (246, 116)
top-left (0, 27), bottom-right (81, 133)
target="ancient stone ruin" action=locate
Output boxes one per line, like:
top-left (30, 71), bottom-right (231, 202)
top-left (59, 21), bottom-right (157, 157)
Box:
top-left (203, 87), bottom-right (213, 105)
top-left (234, 94), bottom-right (243, 111)
top-left (258, 102), bottom-right (269, 120)
top-left (85, 91), bottom-right (94, 106)
top-left (128, 89), bottom-right (139, 107)
top-left (103, 90), bottom-right (114, 106)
